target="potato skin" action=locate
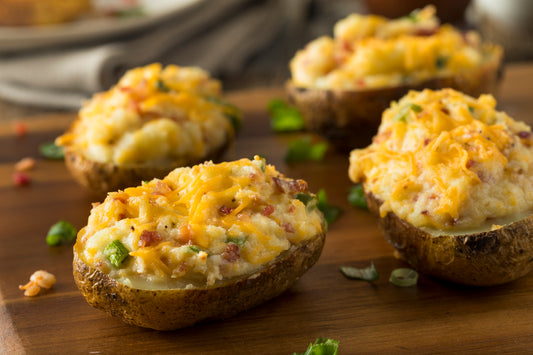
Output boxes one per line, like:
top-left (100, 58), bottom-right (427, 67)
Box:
top-left (63, 139), bottom-right (230, 194)
top-left (73, 231), bottom-right (325, 330)
top-left (366, 192), bottom-right (533, 286)
top-left (287, 52), bottom-right (503, 151)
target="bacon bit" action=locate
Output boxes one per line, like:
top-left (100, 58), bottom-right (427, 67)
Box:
top-left (151, 181), bottom-right (172, 195)
top-left (14, 157), bottom-right (36, 171)
top-left (273, 176), bottom-right (308, 194)
top-left (421, 210), bottom-right (429, 215)
top-left (518, 131), bottom-right (531, 139)
top-left (466, 159), bottom-right (476, 169)
top-left (413, 27), bottom-right (438, 36)
top-left (13, 172), bottom-right (31, 186)
top-left (283, 223), bottom-right (295, 233)
top-left (262, 204), bottom-right (275, 216)
top-left (222, 243), bottom-right (240, 262)
top-left (19, 270), bottom-right (56, 297)
top-left (288, 205), bottom-right (296, 213)
top-left (177, 224), bottom-right (194, 244)
top-left (112, 192), bottom-right (129, 204)
top-left (423, 138), bottom-right (431, 146)
top-left (138, 230), bottom-right (162, 248)
top-left (219, 205), bottom-right (233, 215)
top-left (441, 107), bottom-right (450, 115)
top-left (373, 130), bottom-right (392, 144)
top-left (13, 122), bottom-right (27, 137)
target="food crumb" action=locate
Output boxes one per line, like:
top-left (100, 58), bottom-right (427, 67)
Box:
top-left (14, 157), bottom-right (36, 171)
top-left (19, 270), bottom-right (56, 297)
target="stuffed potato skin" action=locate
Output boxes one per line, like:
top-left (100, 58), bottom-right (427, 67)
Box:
top-left (366, 193), bottom-right (533, 286)
top-left (73, 231), bottom-right (325, 330)
top-left (287, 47), bottom-right (502, 151)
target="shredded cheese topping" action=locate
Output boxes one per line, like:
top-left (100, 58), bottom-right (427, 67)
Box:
top-left (349, 89), bottom-right (533, 230)
top-left (56, 63), bottom-right (240, 166)
top-left (77, 157), bottom-right (324, 289)
top-left (290, 6), bottom-right (501, 90)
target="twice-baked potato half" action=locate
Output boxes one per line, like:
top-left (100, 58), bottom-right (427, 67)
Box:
top-left (349, 89), bottom-right (533, 286)
top-left (288, 6), bottom-right (503, 151)
top-left (56, 63), bottom-right (241, 193)
top-left (0, 0), bottom-right (90, 26)
top-left (73, 157), bottom-right (326, 330)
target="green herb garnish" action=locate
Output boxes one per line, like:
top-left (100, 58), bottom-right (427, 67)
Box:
top-left (205, 95), bottom-right (243, 132)
top-left (296, 193), bottom-right (317, 212)
top-left (39, 141), bottom-right (64, 160)
top-left (46, 220), bottom-right (77, 246)
top-left (340, 261), bottom-right (379, 281)
top-left (347, 184), bottom-right (367, 209)
top-left (389, 268), bottom-right (419, 287)
top-left (394, 103), bottom-right (423, 122)
top-left (188, 245), bottom-right (201, 253)
top-left (468, 106), bottom-right (475, 114)
top-left (406, 9), bottom-right (420, 22)
top-left (294, 337), bottom-right (340, 355)
top-left (285, 137), bottom-right (327, 163)
top-left (156, 79), bottom-right (170, 92)
top-left (226, 237), bottom-right (247, 247)
top-left (104, 240), bottom-right (130, 267)
top-left (435, 56), bottom-right (448, 69)
top-left (268, 98), bottom-right (305, 132)
top-left (116, 6), bottom-right (145, 18)
top-left (317, 189), bottom-right (342, 225)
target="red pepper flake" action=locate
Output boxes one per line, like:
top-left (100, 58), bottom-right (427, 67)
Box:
top-left (283, 223), bottom-right (295, 233)
top-left (219, 205), bottom-right (233, 215)
top-left (13, 122), bottom-right (27, 137)
top-left (261, 205), bottom-right (275, 216)
top-left (13, 172), bottom-right (31, 186)
top-left (222, 243), bottom-right (240, 262)
top-left (138, 230), bottom-right (162, 248)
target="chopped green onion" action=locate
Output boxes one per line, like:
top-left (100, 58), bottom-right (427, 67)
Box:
top-left (317, 189), bottom-right (342, 225)
top-left (285, 137), bottom-right (327, 163)
top-left (294, 337), bottom-right (340, 355)
top-left (394, 103), bottom-right (423, 122)
top-left (39, 141), bottom-right (64, 160)
top-left (340, 261), bottom-right (379, 281)
top-left (116, 6), bottom-right (145, 18)
top-left (296, 193), bottom-right (317, 213)
top-left (104, 240), bottom-right (130, 267)
top-left (205, 95), bottom-right (243, 132)
top-left (188, 245), bottom-right (200, 253)
top-left (226, 237), bottom-right (247, 247)
top-left (389, 268), bottom-right (419, 287)
top-left (435, 56), bottom-right (448, 69)
top-left (468, 106), bottom-right (475, 114)
top-left (268, 99), bottom-right (305, 132)
top-left (46, 220), bottom-right (77, 246)
top-left (406, 9), bottom-right (420, 22)
top-left (156, 79), bottom-right (170, 93)
top-left (347, 184), bottom-right (367, 210)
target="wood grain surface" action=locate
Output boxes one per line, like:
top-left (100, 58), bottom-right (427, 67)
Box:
top-left (2, 64), bottom-right (533, 354)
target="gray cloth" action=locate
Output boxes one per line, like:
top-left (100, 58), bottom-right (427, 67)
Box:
top-left (0, 0), bottom-right (285, 109)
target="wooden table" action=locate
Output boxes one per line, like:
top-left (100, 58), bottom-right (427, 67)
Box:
top-left (2, 63), bottom-right (533, 354)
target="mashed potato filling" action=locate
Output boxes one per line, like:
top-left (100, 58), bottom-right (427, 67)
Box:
top-left (290, 6), bottom-right (501, 90)
top-left (77, 157), bottom-right (324, 289)
top-left (56, 63), bottom-right (238, 166)
top-left (349, 89), bottom-right (533, 231)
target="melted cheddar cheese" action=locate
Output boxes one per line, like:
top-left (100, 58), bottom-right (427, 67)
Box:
top-left (349, 89), bottom-right (533, 230)
top-left (290, 6), bottom-right (502, 90)
top-left (77, 157), bottom-right (325, 289)
top-left (56, 63), bottom-right (240, 166)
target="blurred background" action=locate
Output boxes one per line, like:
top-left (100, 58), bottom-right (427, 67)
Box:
top-left (0, 0), bottom-right (532, 119)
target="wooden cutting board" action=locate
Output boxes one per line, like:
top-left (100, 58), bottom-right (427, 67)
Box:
top-left (2, 64), bottom-right (533, 354)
